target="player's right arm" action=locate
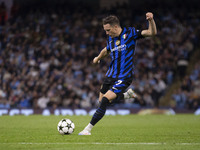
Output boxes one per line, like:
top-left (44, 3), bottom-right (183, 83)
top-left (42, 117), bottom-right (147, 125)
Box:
top-left (141, 12), bottom-right (157, 37)
top-left (93, 47), bottom-right (110, 64)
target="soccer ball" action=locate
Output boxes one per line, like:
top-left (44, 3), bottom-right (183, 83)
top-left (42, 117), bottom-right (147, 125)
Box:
top-left (57, 119), bottom-right (75, 135)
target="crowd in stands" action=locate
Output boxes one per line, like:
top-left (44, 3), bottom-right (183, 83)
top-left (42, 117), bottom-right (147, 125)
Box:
top-left (171, 61), bottom-right (200, 110)
top-left (0, 2), bottom-right (8, 26)
top-left (0, 0), bottom-right (199, 110)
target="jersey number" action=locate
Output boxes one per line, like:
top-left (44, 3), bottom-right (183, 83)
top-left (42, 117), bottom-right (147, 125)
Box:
top-left (116, 80), bottom-right (122, 85)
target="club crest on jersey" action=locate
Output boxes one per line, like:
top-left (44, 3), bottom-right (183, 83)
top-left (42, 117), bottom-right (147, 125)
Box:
top-left (123, 34), bottom-right (127, 39)
top-left (115, 40), bottom-right (120, 45)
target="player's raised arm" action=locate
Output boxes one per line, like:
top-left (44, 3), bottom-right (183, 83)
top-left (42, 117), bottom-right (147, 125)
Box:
top-left (141, 12), bottom-right (157, 37)
top-left (93, 47), bottom-right (110, 64)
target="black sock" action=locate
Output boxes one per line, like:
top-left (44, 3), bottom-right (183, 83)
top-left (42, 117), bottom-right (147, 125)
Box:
top-left (90, 97), bottom-right (109, 126)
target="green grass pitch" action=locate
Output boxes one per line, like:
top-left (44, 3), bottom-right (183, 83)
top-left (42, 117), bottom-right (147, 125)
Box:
top-left (0, 114), bottom-right (200, 150)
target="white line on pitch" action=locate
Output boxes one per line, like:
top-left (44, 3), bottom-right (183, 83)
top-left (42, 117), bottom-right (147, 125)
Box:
top-left (1, 142), bottom-right (200, 145)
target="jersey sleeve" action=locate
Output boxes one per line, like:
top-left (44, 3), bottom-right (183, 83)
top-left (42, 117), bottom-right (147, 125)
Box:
top-left (131, 27), bottom-right (144, 40)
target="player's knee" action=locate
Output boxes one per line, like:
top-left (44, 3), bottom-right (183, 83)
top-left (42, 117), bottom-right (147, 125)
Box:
top-left (100, 97), bottom-right (109, 105)
top-left (99, 96), bottom-right (103, 103)
top-left (116, 93), bottom-right (124, 100)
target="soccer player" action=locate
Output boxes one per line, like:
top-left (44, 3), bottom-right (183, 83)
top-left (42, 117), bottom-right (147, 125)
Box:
top-left (79, 12), bottom-right (157, 135)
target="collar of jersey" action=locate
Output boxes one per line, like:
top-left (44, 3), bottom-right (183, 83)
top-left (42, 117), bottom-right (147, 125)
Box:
top-left (112, 27), bottom-right (125, 39)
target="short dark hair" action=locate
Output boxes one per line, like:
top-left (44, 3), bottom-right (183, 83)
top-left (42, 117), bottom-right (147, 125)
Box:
top-left (102, 15), bottom-right (120, 26)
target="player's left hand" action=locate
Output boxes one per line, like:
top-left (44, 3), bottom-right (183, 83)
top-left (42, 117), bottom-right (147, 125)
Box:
top-left (146, 12), bottom-right (153, 21)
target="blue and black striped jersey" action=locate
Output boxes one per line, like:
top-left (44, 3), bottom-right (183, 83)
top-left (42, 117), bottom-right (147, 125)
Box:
top-left (106, 27), bottom-right (144, 79)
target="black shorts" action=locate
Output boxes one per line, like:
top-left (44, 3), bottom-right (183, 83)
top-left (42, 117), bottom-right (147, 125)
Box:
top-left (100, 77), bottom-right (133, 97)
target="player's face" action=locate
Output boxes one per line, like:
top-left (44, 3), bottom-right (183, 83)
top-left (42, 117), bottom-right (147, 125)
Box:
top-left (103, 24), bottom-right (118, 38)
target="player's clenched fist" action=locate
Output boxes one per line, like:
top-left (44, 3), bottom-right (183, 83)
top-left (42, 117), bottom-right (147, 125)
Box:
top-left (146, 12), bottom-right (153, 20)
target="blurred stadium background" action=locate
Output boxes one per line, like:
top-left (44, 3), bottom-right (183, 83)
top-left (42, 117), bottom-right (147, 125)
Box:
top-left (0, 0), bottom-right (200, 115)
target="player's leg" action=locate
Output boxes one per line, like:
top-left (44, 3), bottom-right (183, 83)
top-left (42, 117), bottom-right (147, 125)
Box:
top-left (90, 90), bottom-right (116, 125)
top-left (78, 92), bottom-right (105, 135)
top-left (79, 78), bottom-right (134, 135)
top-left (98, 79), bottom-right (112, 103)
top-left (79, 78), bottom-right (135, 135)
top-left (110, 88), bottom-right (138, 104)
top-left (98, 92), bottom-right (104, 103)
top-left (123, 88), bottom-right (138, 99)
top-left (78, 79), bottom-right (112, 135)
top-left (110, 78), bottom-right (137, 103)
top-left (78, 90), bottom-right (116, 135)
